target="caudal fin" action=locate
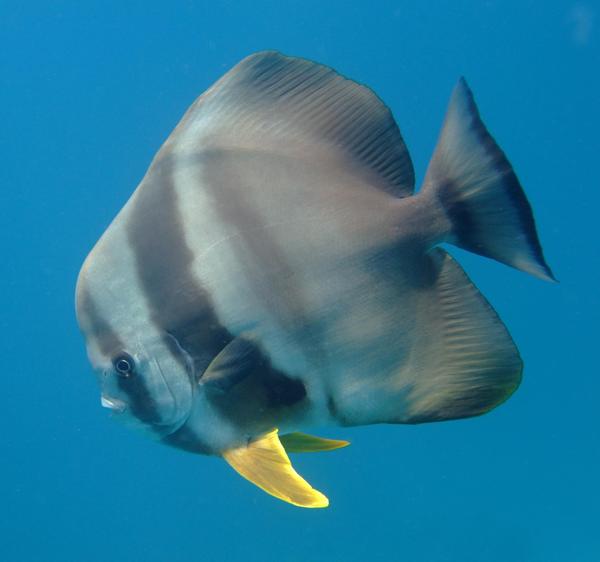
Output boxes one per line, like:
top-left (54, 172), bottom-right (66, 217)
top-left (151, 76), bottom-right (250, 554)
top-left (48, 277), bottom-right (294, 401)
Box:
top-left (424, 78), bottom-right (555, 281)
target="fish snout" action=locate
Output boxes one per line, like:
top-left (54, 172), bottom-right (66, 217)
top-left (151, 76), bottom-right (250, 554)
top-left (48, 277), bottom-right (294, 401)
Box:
top-left (100, 394), bottom-right (127, 413)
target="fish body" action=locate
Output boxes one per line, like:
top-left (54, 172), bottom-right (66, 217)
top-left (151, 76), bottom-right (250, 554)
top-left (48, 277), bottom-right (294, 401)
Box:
top-left (76, 52), bottom-right (553, 507)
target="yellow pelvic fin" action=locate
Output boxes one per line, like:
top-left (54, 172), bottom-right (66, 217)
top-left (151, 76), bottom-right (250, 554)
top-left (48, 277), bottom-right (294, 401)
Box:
top-left (280, 432), bottom-right (350, 453)
top-left (222, 429), bottom-right (329, 508)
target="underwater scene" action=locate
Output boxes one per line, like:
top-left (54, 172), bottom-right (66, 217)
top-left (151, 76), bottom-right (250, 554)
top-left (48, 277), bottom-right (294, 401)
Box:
top-left (1, 1), bottom-right (598, 561)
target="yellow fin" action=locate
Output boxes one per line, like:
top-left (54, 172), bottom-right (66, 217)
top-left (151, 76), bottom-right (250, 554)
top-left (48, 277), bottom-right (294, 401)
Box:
top-left (280, 432), bottom-right (350, 453)
top-left (222, 429), bottom-right (329, 508)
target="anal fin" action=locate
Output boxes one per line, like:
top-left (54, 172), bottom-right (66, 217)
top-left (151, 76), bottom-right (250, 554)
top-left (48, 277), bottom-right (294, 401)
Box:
top-left (405, 248), bottom-right (523, 423)
top-left (222, 429), bottom-right (329, 508)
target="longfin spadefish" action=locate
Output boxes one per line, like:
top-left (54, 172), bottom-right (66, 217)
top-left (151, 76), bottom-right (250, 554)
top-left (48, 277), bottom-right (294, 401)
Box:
top-left (222, 429), bottom-right (329, 508)
top-left (280, 432), bottom-right (350, 453)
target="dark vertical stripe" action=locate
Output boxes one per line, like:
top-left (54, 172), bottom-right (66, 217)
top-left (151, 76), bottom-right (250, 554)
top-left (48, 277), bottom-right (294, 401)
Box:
top-left (76, 285), bottom-right (124, 357)
top-left (198, 149), bottom-right (323, 347)
top-left (125, 159), bottom-right (233, 378)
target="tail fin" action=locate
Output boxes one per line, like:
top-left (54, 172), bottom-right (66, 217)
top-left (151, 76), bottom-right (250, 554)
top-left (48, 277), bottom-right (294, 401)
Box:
top-left (424, 78), bottom-right (555, 281)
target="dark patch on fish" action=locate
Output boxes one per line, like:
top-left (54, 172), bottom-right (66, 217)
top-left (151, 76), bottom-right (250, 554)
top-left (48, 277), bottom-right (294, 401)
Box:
top-left (263, 368), bottom-right (307, 407)
top-left (205, 338), bottom-right (307, 429)
top-left (326, 395), bottom-right (340, 421)
top-left (437, 179), bottom-right (477, 250)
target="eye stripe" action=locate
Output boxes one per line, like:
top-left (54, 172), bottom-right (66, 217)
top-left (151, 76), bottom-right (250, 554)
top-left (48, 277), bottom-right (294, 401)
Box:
top-left (115, 372), bottom-right (162, 425)
top-left (77, 289), bottom-right (166, 428)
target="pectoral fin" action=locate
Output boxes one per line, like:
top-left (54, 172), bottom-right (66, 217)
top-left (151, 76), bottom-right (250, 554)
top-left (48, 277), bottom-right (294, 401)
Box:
top-left (201, 336), bottom-right (261, 393)
top-left (222, 429), bottom-right (329, 508)
top-left (280, 432), bottom-right (350, 453)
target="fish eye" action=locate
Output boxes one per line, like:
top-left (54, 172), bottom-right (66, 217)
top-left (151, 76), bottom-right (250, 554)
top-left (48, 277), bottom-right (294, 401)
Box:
top-left (113, 353), bottom-right (136, 377)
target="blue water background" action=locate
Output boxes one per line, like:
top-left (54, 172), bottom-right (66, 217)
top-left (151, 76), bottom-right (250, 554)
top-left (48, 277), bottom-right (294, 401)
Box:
top-left (1, 2), bottom-right (598, 561)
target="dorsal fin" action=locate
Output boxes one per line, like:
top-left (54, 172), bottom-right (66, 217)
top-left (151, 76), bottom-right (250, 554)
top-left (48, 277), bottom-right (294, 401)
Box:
top-left (168, 51), bottom-right (414, 198)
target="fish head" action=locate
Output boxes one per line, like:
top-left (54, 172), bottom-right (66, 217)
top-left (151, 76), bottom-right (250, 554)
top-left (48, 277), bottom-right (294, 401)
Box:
top-left (75, 249), bottom-right (195, 439)
top-left (94, 342), bottom-right (194, 439)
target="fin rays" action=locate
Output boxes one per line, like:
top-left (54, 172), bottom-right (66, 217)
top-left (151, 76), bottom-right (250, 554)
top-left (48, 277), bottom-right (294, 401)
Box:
top-left (222, 429), bottom-right (330, 508)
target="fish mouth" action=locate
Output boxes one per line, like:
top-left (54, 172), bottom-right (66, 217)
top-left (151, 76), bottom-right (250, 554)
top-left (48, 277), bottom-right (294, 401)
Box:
top-left (101, 394), bottom-right (127, 413)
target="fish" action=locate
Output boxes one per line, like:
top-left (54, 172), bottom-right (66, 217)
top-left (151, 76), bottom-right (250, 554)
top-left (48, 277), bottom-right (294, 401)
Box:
top-left (75, 51), bottom-right (554, 508)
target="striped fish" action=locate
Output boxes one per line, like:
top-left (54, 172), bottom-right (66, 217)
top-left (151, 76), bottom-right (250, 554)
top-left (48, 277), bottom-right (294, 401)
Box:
top-left (75, 51), bottom-right (554, 508)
